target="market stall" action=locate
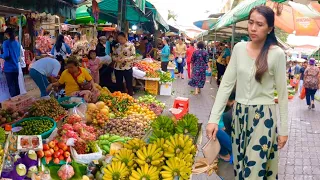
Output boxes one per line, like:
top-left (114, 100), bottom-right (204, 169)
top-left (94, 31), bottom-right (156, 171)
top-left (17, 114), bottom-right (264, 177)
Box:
top-left (0, 84), bottom-right (207, 179)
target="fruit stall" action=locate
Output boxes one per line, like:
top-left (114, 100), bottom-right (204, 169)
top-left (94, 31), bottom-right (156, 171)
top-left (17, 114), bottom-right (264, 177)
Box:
top-left (133, 58), bottom-right (175, 95)
top-left (0, 85), bottom-right (206, 180)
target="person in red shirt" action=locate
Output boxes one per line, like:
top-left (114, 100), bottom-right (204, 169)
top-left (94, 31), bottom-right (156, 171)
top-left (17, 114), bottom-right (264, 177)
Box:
top-left (186, 41), bottom-right (196, 79)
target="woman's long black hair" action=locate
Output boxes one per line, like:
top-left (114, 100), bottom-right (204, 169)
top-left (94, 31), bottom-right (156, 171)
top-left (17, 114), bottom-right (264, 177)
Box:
top-left (55, 34), bottom-right (65, 52)
top-left (249, 6), bottom-right (278, 83)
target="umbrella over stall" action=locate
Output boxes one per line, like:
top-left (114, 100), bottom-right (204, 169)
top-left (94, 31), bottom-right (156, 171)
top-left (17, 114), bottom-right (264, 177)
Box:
top-left (267, 1), bottom-right (320, 36)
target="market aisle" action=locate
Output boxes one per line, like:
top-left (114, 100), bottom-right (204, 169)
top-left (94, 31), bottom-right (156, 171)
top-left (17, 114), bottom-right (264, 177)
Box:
top-left (155, 75), bottom-right (235, 180)
top-left (279, 97), bottom-right (320, 180)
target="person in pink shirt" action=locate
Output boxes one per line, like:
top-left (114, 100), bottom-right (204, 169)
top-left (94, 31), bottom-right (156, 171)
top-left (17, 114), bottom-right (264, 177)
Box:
top-left (186, 41), bottom-right (196, 79)
top-left (87, 50), bottom-right (101, 84)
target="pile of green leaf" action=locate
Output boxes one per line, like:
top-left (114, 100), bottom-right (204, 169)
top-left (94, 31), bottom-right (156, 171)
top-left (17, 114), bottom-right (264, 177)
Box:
top-left (158, 71), bottom-right (174, 83)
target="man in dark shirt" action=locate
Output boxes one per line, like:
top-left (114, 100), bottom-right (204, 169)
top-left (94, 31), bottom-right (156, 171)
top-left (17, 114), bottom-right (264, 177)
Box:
top-left (298, 61), bottom-right (308, 95)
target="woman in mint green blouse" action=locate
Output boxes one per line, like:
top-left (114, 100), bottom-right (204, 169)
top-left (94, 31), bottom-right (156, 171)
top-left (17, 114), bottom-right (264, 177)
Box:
top-left (206, 6), bottom-right (288, 179)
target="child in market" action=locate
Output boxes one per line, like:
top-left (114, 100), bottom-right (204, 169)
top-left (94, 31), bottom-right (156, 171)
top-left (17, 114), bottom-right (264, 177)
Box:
top-left (216, 90), bottom-right (235, 163)
top-left (88, 50), bottom-right (101, 84)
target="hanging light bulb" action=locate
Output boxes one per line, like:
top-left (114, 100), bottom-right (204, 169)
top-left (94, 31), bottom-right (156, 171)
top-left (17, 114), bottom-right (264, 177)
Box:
top-left (132, 25), bottom-right (137, 30)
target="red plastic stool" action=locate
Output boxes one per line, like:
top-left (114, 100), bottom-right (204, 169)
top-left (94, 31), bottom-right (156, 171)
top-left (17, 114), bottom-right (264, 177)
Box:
top-left (169, 97), bottom-right (189, 120)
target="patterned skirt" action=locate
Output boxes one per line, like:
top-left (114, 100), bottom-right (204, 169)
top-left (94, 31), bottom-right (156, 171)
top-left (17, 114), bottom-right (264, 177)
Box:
top-left (232, 103), bottom-right (278, 180)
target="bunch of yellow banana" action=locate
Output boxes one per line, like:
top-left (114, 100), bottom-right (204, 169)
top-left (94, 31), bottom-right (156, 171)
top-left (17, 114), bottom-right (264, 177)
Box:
top-left (136, 144), bottom-right (165, 166)
top-left (123, 138), bottom-right (146, 153)
top-left (177, 153), bottom-right (194, 167)
top-left (160, 157), bottom-right (191, 180)
top-left (103, 161), bottom-right (129, 180)
top-left (152, 138), bottom-right (166, 151)
top-left (112, 148), bottom-right (135, 168)
top-left (163, 134), bottom-right (196, 158)
top-left (129, 164), bottom-right (160, 180)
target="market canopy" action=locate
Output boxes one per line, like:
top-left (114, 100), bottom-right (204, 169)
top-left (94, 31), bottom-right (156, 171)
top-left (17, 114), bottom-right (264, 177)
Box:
top-left (145, 1), bottom-right (169, 31)
top-left (0, 0), bottom-right (76, 19)
top-left (96, 0), bottom-right (149, 23)
top-left (193, 18), bottom-right (219, 30)
top-left (213, 0), bottom-right (286, 30)
top-left (67, 5), bottom-right (106, 24)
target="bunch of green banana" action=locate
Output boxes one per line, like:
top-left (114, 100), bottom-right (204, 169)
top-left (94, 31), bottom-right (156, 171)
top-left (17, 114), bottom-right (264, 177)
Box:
top-left (163, 134), bottom-right (196, 158)
top-left (135, 144), bottom-right (165, 166)
top-left (129, 164), bottom-right (160, 180)
top-left (149, 130), bottom-right (171, 143)
top-left (123, 138), bottom-right (146, 153)
top-left (175, 114), bottom-right (198, 136)
top-left (151, 116), bottom-right (175, 134)
top-left (97, 134), bottom-right (131, 154)
top-left (160, 157), bottom-right (191, 180)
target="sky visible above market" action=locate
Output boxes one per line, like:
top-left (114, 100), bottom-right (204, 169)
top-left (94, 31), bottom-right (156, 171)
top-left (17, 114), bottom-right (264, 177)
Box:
top-left (148, 0), bottom-right (225, 30)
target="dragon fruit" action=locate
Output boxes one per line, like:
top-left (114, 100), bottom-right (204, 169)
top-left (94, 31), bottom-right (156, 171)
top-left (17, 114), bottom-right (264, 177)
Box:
top-left (62, 124), bottom-right (73, 131)
top-left (65, 130), bottom-right (79, 139)
top-left (66, 114), bottom-right (82, 124)
top-left (72, 123), bottom-right (84, 132)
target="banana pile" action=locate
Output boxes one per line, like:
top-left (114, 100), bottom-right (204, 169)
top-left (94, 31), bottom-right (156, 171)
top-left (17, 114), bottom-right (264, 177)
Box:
top-left (103, 134), bottom-right (196, 180)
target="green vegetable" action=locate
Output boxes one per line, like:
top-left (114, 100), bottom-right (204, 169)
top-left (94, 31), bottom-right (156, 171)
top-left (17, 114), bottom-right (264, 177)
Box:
top-left (158, 71), bottom-right (174, 83)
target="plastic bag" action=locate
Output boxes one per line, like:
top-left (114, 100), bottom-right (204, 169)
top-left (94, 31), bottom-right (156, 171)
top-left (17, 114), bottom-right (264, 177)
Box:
top-left (315, 90), bottom-right (320, 102)
top-left (299, 87), bottom-right (306, 100)
top-left (132, 67), bottom-right (146, 78)
top-left (57, 164), bottom-right (75, 180)
top-left (68, 103), bottom-right (88, 122)
top-left (290, 78), bottom-right (298, 87)
top-left (70, 145), bottom-right (103, 164)
top-left (98, 55), bottom-right (112, 65)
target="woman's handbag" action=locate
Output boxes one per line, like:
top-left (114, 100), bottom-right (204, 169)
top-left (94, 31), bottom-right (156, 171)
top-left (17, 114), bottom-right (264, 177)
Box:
top-left (192, 138), bottom-right (220, 175)
top-left (300, 87), bottom-right (306, 99)
top-left (72, 74), bottom-right (92, 91)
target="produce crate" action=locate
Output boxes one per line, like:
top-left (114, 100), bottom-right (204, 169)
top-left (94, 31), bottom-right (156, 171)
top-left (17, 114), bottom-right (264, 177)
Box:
top-left (1, 94), bottom-right (35, 112)
top-left (145, 80), bottom-right (159, 91)
top-left (145, 87), bottom-right (159, 95)
top-left (0, 132), bottom-right (10, 176)
top-left (12, 117), bottom-right (57, 139)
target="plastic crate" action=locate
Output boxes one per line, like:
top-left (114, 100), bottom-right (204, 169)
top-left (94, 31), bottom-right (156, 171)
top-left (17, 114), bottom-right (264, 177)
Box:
top-left (145, 80), bottom-right (159, 95)
top-left (1, 94), bottom-right (34, 112)
top-left (146, 87), bottom-right (158, 95)
top-left (145, 80), bottom-right (159, 90)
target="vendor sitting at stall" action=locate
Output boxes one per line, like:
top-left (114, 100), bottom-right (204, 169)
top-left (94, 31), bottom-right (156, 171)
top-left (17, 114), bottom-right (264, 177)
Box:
top-left (29, 55), bottom-right (61, 97)
top-left (46, 56), bottom-right (99, 102)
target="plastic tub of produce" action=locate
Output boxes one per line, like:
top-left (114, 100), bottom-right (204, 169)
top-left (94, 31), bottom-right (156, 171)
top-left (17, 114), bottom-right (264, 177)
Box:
top-left (58, 97), bottom-right (84, 109)
top-left (12, 117), bottom-right (57, 139)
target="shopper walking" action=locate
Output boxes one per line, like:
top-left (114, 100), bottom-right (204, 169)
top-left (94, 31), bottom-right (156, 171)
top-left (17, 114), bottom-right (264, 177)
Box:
top-left (188, 41), bottom-right (209, 95)
top-left (186, 41), bottom-right (196, 79)
top-left (206, 6), bottom-right (288, 179)
top-left (298, 61), bottom-right (308, 96)
top-left (113, 32), bottom-right (135, 96)
top-left (51, 34), bottom-right (71, 74)
top-left (160, 37), bottom-right (170, 72)
top-left (0, 28), bottom-right (21, 97)
top-left (175, 38), bottom-right (187, 79)
top-left (216, 43), bottom-right (230, 86)
top-left (304, 58), bottom-right (319, 109)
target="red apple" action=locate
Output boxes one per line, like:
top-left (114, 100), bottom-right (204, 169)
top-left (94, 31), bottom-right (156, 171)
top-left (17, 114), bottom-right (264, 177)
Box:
top-left (58, 149), bottom-right (64, 155)
top-left (62, 146), bottom-right (68, 151)
top-left (45, 156), bottom-right (52, 164)
top-left (44, 151), bottom-right (52, 157)
top-left (58, 155), bottom-right (64, 160)
top-left (37, 150), bottom-right (44, 158)
top-left (53, 151), bottom-right (60, 158)
top-left (63, 151), bottom-right (70, 158)
top-left (43, 144), bottom-right (50, 151)
top-left (58, 142), bottom-right (66, 149)
top-left (48, 141), bottom-right (55, 148)
top-left (53, 146), bottom-right (59, 152)
top-left (49, 149), bottom-right (54, 154)
top-left (53, 157), bottom-right (60, 164)
top-left (53, 139), bottom-right (58, 144)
